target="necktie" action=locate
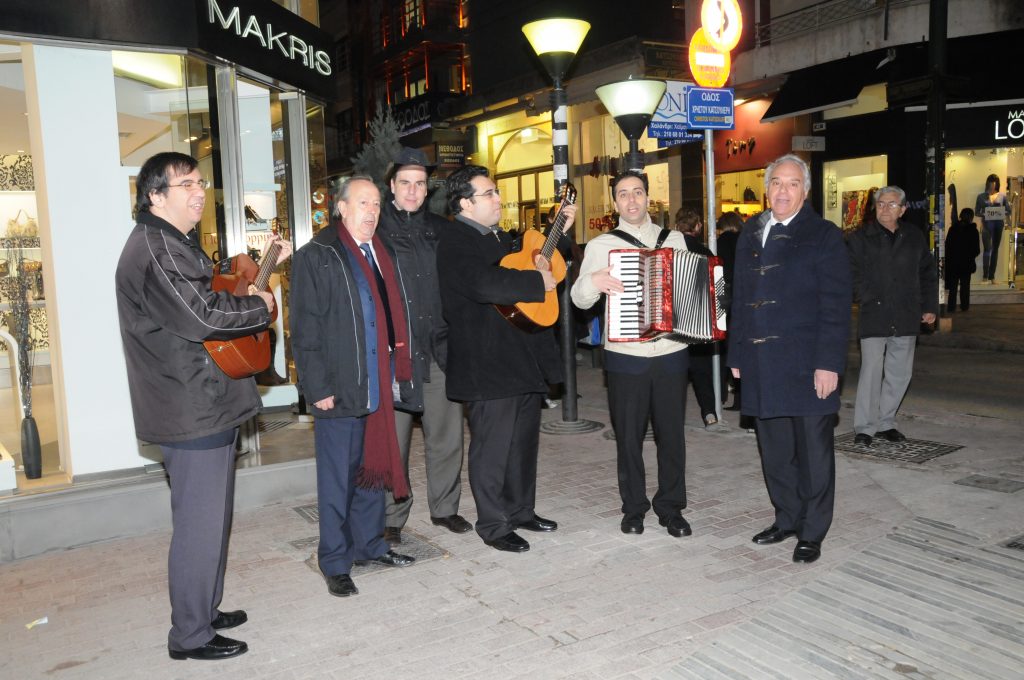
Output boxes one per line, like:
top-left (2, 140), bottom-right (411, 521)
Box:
top-left (359, 243), bottom-right (395, 350)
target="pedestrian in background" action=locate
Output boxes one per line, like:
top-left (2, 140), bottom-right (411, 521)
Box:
top-left (944, 207), bottom-right (981, 313)
top-left (848, 185), bottom-right (938, 448)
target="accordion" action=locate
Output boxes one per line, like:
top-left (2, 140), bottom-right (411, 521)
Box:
top-left (607, 248), bottom-right (727, 343)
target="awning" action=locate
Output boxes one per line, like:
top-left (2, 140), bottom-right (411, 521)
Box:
top-left (760, 50), bottom-right (887, 123)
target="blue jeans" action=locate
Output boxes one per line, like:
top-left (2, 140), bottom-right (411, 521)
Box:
top-left (982, 221), bottom-right (1004, 280)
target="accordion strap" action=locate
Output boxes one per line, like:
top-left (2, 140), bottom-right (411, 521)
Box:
top-left (608, 228), bottom-right (671, 250)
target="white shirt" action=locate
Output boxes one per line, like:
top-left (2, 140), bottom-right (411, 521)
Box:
top-left (570, 217), bottom-right (689, 357)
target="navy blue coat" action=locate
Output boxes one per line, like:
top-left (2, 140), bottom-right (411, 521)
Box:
top-left (726, 206), bottom-right (852, 418)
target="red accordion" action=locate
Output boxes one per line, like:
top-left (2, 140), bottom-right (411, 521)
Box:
top-left (606, 248), bottom-right (727, 343)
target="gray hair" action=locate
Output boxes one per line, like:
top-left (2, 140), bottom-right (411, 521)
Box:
top-left (334, 175), bottom-right (378, 215)
top-left (874, 185), bottom-right (906, 205)
top-left (764, 154), bottom-right (811, 194)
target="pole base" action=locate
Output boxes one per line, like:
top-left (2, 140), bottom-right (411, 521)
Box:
top-left (540, 419), bottom-right (604, 436)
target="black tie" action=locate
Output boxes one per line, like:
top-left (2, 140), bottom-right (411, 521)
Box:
top-left (359, 243), bottom-right (395, 350)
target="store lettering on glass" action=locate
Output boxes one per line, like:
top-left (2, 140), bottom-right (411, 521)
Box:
top-left (207, 0), bottom-right (332, 75)
top-left (994, 110), bottom-right (1024, 141)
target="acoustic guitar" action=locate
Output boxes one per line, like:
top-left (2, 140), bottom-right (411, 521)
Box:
top-left (495, 183), bottom-right (577, 331)
top-left (204, 239), bottom-right (282, 379)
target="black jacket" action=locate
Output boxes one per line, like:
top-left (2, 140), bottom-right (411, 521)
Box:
top-left (376, 197), bottom-right (449, 378)
top-left (289, 224), bottom-right (421, 418)
top-left (437, 218), bottom-right (562, 402)
top-left (944, 220), bottom-right (981, 282)
top-left (726, 207), bottom-right (851, 417)
top-left (848, 220), bottom-right (938, 339)
top-left (115, 212), bottom-right (271, 443)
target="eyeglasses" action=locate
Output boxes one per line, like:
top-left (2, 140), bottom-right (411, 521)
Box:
top-left (471, 189), bottom-right (500, 199)
top-left (168, 179), bottom-right (211, 190)
top-left (876, 200), bottom-right (903, 210)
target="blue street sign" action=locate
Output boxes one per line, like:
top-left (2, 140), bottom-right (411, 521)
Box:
top-left (686, 86), bottom-right (735, 130)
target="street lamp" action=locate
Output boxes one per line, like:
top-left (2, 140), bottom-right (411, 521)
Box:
top-left (595, 78), bottom-right (668, 171)
top-left (523, 17), bottom-right (601, 436)
top-left (522, 17), bottom-right (590, 195)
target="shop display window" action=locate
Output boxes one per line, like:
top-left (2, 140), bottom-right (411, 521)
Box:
top-left (0, 40), bottom-right (57, 488)
top-left (822, 155), bottom-right (887, 233)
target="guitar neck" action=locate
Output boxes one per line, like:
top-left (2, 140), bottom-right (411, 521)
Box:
top-left (252, 242), bottom-right (281, 290)
top-left (539, 210), bottom-right (569, 261)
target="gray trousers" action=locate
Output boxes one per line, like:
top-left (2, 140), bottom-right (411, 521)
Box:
top-left (162, 441), bottom-right (236, 652)
top-left (385, 361), bottom-right (465, 527)
top-left (854, 335), bottom-right (916, 436)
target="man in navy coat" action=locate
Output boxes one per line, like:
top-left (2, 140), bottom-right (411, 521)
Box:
top-left (727, 154), bottom-right (851, 564)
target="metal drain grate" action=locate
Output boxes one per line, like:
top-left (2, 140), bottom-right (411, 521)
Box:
top-left (293, 503), bottom-right (319, 524)
top-left (258, 419), bottom-right (292, 434)
top-left (835, 431), bottom-right (963, 464)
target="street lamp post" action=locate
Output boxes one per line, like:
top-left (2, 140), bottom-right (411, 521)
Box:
top-left (523, 17), bottom-right (602, 436)
top-left (595, 78), bottom-right (668, 172)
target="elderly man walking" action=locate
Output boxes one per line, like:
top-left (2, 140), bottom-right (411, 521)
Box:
top-left (848, 186), bottom-right (937, 447)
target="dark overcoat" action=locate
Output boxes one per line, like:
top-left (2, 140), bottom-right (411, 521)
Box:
top-left (437, 218), bottom-right (562, 402)
top-left (847, 220), bottom-right (938, 339)
top-left (726, 206), bottom-right (851, 418)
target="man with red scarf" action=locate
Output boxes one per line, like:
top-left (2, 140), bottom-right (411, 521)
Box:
top-left (290, 177), bottom-right (420, 597)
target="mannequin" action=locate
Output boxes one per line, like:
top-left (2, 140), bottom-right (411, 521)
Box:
top-left (974, 173), bottom-right (1010, 283)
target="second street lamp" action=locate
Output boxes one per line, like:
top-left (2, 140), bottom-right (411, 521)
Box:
top-left (595, 78), bottom-right (668, 172)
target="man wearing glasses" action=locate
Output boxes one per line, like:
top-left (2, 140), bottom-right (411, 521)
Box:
top-left (437, 165), bottom-right (571, 552)
top-left (116, 152), bottom-right (290, 661)
top-left (848, 186), bottom-right (937, 448)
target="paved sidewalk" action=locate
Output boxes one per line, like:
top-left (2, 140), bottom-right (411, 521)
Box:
top-left (2, 346), bottom-right (1023, 679)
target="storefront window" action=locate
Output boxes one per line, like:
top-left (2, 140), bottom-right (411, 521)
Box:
top-left (945, 147), bottom-right (1023, 284)
top-left (0, 40), bottom-right (58, 489)
top-left (715, 168), bottom-right (764, 219)
top-left (114, 52), bottom-right (217, 254)
top-left (271, 0), bottom-right (320, 25)
top-left (822, 155), bottom-right (887, 233)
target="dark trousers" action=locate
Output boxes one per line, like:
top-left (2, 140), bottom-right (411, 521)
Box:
top-left (687, 344), bottom-right (717, 419)
top-left (607, 353), bottom-right (688, 520)
top-left (754, 414), bottom-right (836, 543)
top-left (314, 416), bottom-right (388, 576)
top-left (946, 273), bottom-right (972, 312)
top-left (162, 441), bottom-right (236, 651)
top-left (465, 394), bottom-right (541, 541)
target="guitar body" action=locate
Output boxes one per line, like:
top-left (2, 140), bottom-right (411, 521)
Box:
top-left (496, 228), bottom-right (567, 331)
top-left (203, 253), bottom-right (275, 379)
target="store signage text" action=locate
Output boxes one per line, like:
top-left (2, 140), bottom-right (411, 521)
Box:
top-left (994, 110), bottom-right (1024, 141)
top-left (392, 100), bottom-right (433, 134)
top-left (207, 0), bottom-right (331, 75)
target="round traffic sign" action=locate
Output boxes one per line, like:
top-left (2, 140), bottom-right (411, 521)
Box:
top-left (701, 0), bottom-right (743, 52)
top-left (688, 28), bottom-right (731, 88)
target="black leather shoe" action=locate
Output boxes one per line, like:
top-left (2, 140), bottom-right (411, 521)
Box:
top-left (877, 428), bottom-right (906, 442)
top-left (659, 515), bottom-right (692, 537)
top-left (484, 532), bottom-right (530, 552)
top-left (383, 527), bottom-right (402, 546)
top-left (752, 525), bottom-right (797, 544)
top-left (793, 540), bottom-right (822, 563)
top-left (620, 514), bottom-right (645, 534)
top-left (211, 610), bottom-right (247, 631)
top-left (325, 574), bottom-right (358, 597)
top-left (357, 550), bottom-right (415, 567)
top-left (517, 515), bottom-right (558, 532)
top-left (431, 514), bottom-right (473, 533)
top-left (854, 433), bottom-right (872, 446)
top-left (169, 634), bottom-right (248, 660)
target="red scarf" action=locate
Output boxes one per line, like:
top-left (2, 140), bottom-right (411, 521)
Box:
top-left (337, 224), bottom-right (412, 499)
